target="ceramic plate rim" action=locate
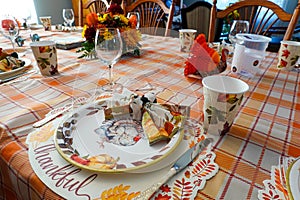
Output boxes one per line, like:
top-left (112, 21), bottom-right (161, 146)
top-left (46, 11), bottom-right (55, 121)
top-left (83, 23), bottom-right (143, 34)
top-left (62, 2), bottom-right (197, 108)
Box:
top-left (0, 58), bottom-right (32, 79)
top-left (54, 100), bottom-right (185, 173)
top-left (286, 157), bottom-right (300, 200)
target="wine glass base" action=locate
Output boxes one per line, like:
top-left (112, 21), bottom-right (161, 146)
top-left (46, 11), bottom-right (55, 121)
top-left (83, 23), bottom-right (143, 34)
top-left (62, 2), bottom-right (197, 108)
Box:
top-left (102, 83), bottom-right (123, 93)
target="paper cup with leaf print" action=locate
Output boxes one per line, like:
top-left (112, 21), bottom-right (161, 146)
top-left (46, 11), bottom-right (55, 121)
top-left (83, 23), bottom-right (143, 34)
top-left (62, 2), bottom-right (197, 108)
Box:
top-left (39, 16), bottom-right (52, 31)
top-left (179, 29), bottom-right (197, 52)
top-left (202, 75), bottom-right (249, 136)
top-left (277, 40), bottom-right (300, 71)
top-left (30, 41), bottom-right (58, 76)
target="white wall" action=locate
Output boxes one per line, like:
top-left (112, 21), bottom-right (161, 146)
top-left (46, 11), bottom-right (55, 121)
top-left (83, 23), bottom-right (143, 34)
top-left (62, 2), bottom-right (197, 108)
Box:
top-left (33, 0), bottom-right (73, 25)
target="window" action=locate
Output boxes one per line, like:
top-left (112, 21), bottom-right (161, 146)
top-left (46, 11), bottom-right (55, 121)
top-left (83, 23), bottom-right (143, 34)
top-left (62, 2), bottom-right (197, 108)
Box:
top-left (0, 0), bottom-right (37, 24)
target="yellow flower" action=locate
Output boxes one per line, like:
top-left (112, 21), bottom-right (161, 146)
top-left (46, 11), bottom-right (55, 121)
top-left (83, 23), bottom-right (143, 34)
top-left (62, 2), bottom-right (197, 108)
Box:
top-left (98, 13), bottom-right (108, 23)
top-left (119, 14), bottom-right (129, 25)
top-left (82, 24), bottom-right (87, 38)
top-left (103, 29), bottom-right (114, 40)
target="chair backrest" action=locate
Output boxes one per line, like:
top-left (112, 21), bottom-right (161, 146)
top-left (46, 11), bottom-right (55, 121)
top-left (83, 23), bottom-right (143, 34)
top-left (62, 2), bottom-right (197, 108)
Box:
top-left (78, 0), bottom-right (110, 26)
top-left (208, 0), bottom-right (300, 43)
top-left (123, 0), bottom-right (175, 36)
top-left (181, 1), bottom-right (222, 41)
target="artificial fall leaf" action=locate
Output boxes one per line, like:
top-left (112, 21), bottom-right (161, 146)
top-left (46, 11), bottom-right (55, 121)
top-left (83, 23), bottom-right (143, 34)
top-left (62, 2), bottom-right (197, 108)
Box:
top-left (99, 184), bottom-right (140, 200)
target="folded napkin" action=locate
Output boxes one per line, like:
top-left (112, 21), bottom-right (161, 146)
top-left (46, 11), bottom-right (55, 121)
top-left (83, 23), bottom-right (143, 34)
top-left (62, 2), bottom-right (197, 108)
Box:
top-left (102, 91), bottom-right (187, 145)
top-left (184, 34), bottom-right (229, 78)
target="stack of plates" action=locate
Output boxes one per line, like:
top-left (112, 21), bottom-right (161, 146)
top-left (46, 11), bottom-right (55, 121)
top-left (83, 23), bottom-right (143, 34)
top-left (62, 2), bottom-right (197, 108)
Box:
top-left (54, 95), bottom-right (188, 173)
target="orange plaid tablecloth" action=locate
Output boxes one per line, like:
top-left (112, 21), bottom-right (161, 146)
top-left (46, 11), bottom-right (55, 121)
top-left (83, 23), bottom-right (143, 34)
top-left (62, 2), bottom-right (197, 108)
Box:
top-left (0, 30), bottom-right (300, 200)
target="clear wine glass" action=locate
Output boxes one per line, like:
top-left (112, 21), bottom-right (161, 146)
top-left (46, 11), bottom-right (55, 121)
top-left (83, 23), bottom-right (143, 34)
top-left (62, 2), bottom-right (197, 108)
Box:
top-left (229, 20), bottom-right (249, 46)
top-left (0, 15), bottom-right (20, 50)
top-left (127, 12), bottom-right (140, 29)
top-left (62, 9), bottom-right (74, 30)
top-left (95, 28), bottom-right (123, 92)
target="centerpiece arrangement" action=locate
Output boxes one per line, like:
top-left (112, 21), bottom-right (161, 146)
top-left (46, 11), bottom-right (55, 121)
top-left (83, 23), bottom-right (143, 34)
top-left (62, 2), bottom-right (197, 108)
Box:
top-left (77, 3), bottom-right (142, 59)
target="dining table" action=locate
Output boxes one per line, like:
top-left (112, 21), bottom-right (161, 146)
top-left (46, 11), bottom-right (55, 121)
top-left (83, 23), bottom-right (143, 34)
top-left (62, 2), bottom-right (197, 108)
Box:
top-left (0, 27), bottom-right (300, 200)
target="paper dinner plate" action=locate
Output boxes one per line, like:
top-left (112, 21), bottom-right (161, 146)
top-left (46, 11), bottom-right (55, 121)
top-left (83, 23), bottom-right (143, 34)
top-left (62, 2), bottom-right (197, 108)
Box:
top-left (286, 157), bottom-right (300, 200)
top-left (54, 99), bottom-right (185, 173)
top-left (0, 58), bottom-right (31, 80)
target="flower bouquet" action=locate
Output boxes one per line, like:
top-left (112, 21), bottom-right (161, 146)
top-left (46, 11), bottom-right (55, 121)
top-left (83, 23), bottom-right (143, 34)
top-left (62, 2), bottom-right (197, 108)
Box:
top-left (77, 3), bottom-right (142, 59)
top-left (184, 34), bottom-right (229, 78)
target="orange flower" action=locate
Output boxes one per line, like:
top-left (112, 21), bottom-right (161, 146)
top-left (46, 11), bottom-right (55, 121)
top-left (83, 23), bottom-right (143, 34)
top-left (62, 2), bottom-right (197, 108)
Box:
top-left (86, 12), bottom-right (98, 26)
top-left (128, 15), bottom-right (137, 28)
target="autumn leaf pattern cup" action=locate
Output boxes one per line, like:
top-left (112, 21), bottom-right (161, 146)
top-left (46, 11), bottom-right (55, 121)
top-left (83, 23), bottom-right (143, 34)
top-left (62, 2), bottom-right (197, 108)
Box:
top-left (202, 75), bottom-right (249, 136)
top-left (30, 41), bottom-right (58, 76)
top-left (39, 16), bottom-right (52, 31)
top-left (277, 40), bottom-right (300, 71)
top-left (179, 29), bottom-right (197, 53)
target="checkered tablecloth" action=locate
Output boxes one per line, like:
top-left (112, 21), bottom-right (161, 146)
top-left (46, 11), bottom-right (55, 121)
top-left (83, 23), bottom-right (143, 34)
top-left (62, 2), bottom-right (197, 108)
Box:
top-left (0, 30), bottom-right (299, 200)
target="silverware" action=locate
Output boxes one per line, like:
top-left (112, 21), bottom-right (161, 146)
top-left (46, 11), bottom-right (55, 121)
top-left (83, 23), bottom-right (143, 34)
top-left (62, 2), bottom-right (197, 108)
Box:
top-left (32, 96), bottom-right (88, 128)
top-left (32, 104), bottom-right (73, 128)
top-left (134, 138), bottom-right (213, 200)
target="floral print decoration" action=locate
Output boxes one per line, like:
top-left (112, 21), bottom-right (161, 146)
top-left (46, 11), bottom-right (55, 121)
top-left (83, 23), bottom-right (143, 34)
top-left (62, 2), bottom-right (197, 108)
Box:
top-left (37, 45), bottom-right (58, 75)
top-left (205, 92), bottom-right (244, 135)
top-left (278, 43), bottom-right (300, 69)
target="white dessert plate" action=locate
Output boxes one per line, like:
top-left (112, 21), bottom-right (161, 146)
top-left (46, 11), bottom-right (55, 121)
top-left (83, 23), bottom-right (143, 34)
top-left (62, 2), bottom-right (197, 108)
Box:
top-left (29, 24), bottom-right (43, 30)
top-left (54, 99), bottom-right (185, 173)
top-left (287, 157), bottom-right (300, 200)
top-left (3, 47), bottom-right (27, 57)
top-left (0, 58), bottom-right (32, 80)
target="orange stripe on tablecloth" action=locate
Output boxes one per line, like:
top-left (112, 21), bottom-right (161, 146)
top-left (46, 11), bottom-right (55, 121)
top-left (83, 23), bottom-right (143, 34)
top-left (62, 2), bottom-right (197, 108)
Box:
top-left (293, 121), bottom-right (300, 129)
top-left (235, 161), bottom-right (269, 185)
top-left (288, 145), bottom-right (300, 157)
top-left (260, 112), bottom-right (276, 121)
top-left (295, 103), bottom-right (300, 111)
top-left (245, 99), bottom-right (263, 111)
top-left (266, 138), bottom-right (285, 151)
top-left (229, 125), bottom-right (249, 139)
top-left (240, 107), bottom-right (259, 116)
top-left (273, 116), bottom-right (289, 125)
top-left (215, 151), bottom-right (237, 171)
top-left (10, 94), bottom-right (27, 101)
top-left (247, 131), bottom-right (268, 146)
top-left (0, 142), bottom-right (22, 162)
top-left (266, 96), bottom-right (281, 105)
top-left (47, 80), bottom-right (60, 86)
top-left (250, 92), bottom-right (267, 102)
top-left (234, 113), bottom-right (256, 129)
top-left (279, 99), bottom-right (293, 108)
top-left (30, 173), bottom-right (47, 195)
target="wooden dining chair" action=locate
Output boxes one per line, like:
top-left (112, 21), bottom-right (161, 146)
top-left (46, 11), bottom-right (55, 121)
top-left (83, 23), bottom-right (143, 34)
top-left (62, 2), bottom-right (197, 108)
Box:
top-left (181, 1), bottom-right (222, 41)
top-left (78, 0), bottom-right (110, 26)
top-left (208, 0), bottom-right (300, 43)
top-left (123, 0), bottom-right (175, 36)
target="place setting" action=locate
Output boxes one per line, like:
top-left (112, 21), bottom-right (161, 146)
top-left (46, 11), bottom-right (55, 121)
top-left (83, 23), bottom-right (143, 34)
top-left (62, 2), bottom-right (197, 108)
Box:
top-left (26, 83), bottom-right (219, 199)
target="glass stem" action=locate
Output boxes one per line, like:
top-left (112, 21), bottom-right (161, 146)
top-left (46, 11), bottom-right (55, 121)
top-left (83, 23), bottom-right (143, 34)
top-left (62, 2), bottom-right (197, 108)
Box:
top-left (10, 38), bottom-right (15, 51)
top-left (108, 65), bottom-right (113, 86)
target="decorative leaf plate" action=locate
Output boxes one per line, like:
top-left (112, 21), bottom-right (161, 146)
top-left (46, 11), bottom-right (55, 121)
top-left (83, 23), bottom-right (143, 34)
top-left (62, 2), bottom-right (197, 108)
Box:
top-left (54, 99), bottom-right (186, 173)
